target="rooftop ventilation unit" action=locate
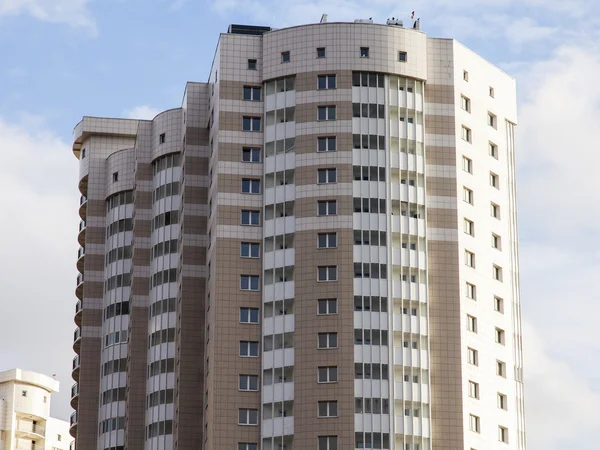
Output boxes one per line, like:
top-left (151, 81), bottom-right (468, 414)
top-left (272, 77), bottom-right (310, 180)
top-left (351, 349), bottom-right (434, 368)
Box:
top-left (386, 18), bottom-right (403, 26)
top-left (228, 24), bottom-right (272, 35)
top-left (354, 18), bottom-right (373, 24)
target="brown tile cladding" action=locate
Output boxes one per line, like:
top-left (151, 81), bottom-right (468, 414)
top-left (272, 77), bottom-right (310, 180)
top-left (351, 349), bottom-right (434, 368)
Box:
top-left (125, 306), bottom-right (148, 450)
top-left (295, 133), bottom-right (353, 155)
top-left (295, 164), bottom-right (353, 186)
top-left (295, 70), bottom-right (353, 92)
top-left (295, 196), bottom-right (354, 219)
top-left (295, 102), bottom-right (352, 124)
top-left (424, 84), bottom-right (455, 105)
top-left (75, 336), bottom-right (101, 449)
top-left (425, 146), bottom-right (458, 166)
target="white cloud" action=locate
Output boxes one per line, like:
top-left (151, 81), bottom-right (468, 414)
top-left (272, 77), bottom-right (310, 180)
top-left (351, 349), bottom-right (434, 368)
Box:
top-left (0, 116), bottom-right (80, 420)
top-left (0, 0), bottom-right (96, 33)
top-left (123, 105), bottom-right (161, 120)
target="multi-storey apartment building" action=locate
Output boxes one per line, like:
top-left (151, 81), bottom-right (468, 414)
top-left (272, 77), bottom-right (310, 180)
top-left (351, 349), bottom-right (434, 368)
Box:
top-left (0, 369), bottom-right (73, 450)
top-left (70, 18), bottom-right (525, 450)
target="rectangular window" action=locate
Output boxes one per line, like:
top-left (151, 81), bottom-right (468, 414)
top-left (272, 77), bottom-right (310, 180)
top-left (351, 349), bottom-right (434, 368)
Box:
top-left (239, 375), bottom-right (259, 391)
top-left (242, 116), bottom-right (261, 132)
top-left (318, 75), bottom-right (337, 90)
top-left (360, 47), bottom-right (369, 58)
top-left (398, 51), bottom-right (407, 62)
top-left (461, 95), bottom-right (471, 112)
top-left (241, 210), bottom-right (260, 225)
top-left (488, 112), bottom-right (497, 128)
top-left (466, 282), bottom-right (476, 299)
top-left (317, 266), bottom-right (338, 282)
top-left (490, 172), bottom-right (499, 189)
top-left (499, 426), bottom-right (508, 443)
top-left (317, 47), bottom-right (326, 58)
top-left (318, 298), bottom-right (338, 315)
top-left (468, 347), bottom-right (478, 366)
top-left (240, 308), bottom-right (259, 324)
top-left (318, 400), bottom-right (338, 417)
top-left (318, 366), bottom-right (338, 383)
top-left (112, 172), bottom-right (118, 182)
top-left (240, 242), bottom-right (260, 258)
top-left (242, 147), bottom-right (261, 163)
top-left (495, 327), bottom-right (505, 345)
top-left (243, 86), bottom-right (261, 101)
top-left (238, 408), bottom-right (258, 425)
top-left (159, 133), bottom-right (166, 144)
top-left (318, 136), bottom-right (336, 152)
top-left (317, 232), bottom-right (337, 249)
top-left (497, 360), bottom-right (506, 377)
top-left (238, 444), bottom-right (258, 450)
top-left (462, 126), bottom-right (472, 143)
top-left (317, 200), bottom-right (337, 216)
top-left (463, 187), bottom-right (474, 205)
top-left (241, 179), bottom-right (260, 194)
top-left (464, 218), bottom-right (474, 236)
top-left (318, 436), bottom-right (338, 450)
top-left (281, 51), bottom-right (290, 63)
top-left (317, 168), bottom-right (337, 184)
top-left (489, 141), bottom-right (498, 159)
top-left (495, 296), bottom-right (504, 313)
top-left (463, 70), bottom-right (469, 81)
top-left (463, 156), bottom-right (472, 173)
top-left (493, 265), bottom-right (503, 281)
top-left (240, 275), bottom-right (259, 291)
top-left (469, 414), bottom-right (480, 433)
top-left (317, 106), bottom-right (337, 121)
top-left (469, 380), bottom-right (479, 399)
top-left (239, 341), bottom-right (259, 357)
top-left (491, 202), bottom-right (500, 219)
top-left (497, 392), bottom-right (508, 410)
top-left (465, 250), bottom-right (475, 268)
top-left (467, 315), bottom-right (477, 333)
top-left (492, 233), bottom-right (501, 249)
top-left (318, 332), bottom-right (338, 349)
top-left (248, 59), bottom-right (257, 70)
top-left (490, 86), bottom-right (495, 97)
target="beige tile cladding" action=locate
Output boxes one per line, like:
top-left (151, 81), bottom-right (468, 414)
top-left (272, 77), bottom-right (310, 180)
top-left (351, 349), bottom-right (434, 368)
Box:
top-left (424, 84), bottom-right (455, 104)
top-left (295, 101), bottom-right (353, 124)
top-left (425, 115), bottom-right (457, 135)
top-left (208, 238), bottom-right (262, 447)
top-left (295, 133), bottom-right (353, 155)
top-left (294, 229), bottom-right (355, 448)
top-left (425, 146), bottom-right (458, 166)
top-left (215, 142), bottom-right (261, 163)
top-left (220, 80), bottom-right (261, 101)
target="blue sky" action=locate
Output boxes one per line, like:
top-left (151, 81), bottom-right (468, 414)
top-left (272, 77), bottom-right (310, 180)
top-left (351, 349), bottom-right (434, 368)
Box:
top-left (1, 1), bottom-right (600, 449)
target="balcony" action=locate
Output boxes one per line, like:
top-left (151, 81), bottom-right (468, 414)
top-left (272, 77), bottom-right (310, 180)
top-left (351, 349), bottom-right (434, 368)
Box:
top-left (75, 273), bottom-right (84, 300)
top-left (69, 411), bottom-right (77, 438)
top-left (70, 383), bottom-right (79, 409)
top-left (74, 300), bottom-right (82, 327)
top-left (79, 195), bottom-right (87, 220)
top-left (73, 327), bottom-right (81, 353)
top-left (72, 355), bottom-right (80, 381)
top-left (77, 221), bottom-right (86, 246)
top-left (78, 174), bottom-right (88, 197)
top-left (16, 420), bottom-right (45, 439)
top-left (76, 247), bottom-right (85, 272)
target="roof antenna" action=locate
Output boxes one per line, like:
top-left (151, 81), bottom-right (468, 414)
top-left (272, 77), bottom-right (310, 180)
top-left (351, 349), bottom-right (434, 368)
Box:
top-left (320, 14), bottom-right (328, 23)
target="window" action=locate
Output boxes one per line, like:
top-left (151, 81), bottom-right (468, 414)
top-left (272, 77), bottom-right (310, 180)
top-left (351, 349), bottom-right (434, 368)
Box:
top-left (240, 275), bottom-right (260, 291)
top-left (318, 266), bottom-right (338, 282)
top-left (495, 296), bottom-right (504, 313)
top-left (242, 147), bottom-right (261, 163)
top-left (493, 265), bottom-right (503, 281)
top-left (112, 172), bottom-right (118, 182)
top-left (317, 106), bottom-right (337, 121)
top-left (281, 51), bottom-right (290, 63)
top-left (318, 366), bottom-right (338, 383)
top-left (318, 436), bottom-right (338, 450)
top-left (497, 360), bottom-right (506, 377)
top-left (463, 70), bottom-right (469, 81)
top-left (318, 298), bottom-right (338, 315)
top-left (468, 347), bottom-right (478, 366)
top-left (239, 444), bottom-right (258, 450)
top-left (318, 401), bottom-right (338, 417)
top-left (463, 156), bottom-right (472, 173)
top-left (360, 47), bottom-right (369, 57)
top-left (241, 210), bottom-right (260, 226)
top-left (239, 341), bottom-right (259, 357)
top-left (317, 168), bottom-right (337, 184)
top-left (461, 95), bottom-right (471, 112)
top-left (492, 233), bottom-right (501, 249)
top-left (238, 408), bottom-right (258, 425)
top-left (247, 59), bottom-right (257, 70)
top-left (498, 393), bottom-right (507, 410)
top-left (21, 390), bottom-right (27, 397)
top-left (490, 86), bottom-right (495, 97)
top-left (462, 126), bottom-right (471, 142)
top-left (499, 426), bottom-right (509, 443)
top-left (318, 75), bottom-right (337, 90)
top-left (463, 187), bottom-right (474, 205)
top-left (466, 282), bottom-right (476, 299)
top-left (495, 327), bottom-right (505, 345)
top-left (317, 233), bottom-right (337, 249)
top-left (398, 51), bottom-right (407, 62)
top-left (241, 179), bottom-right (260, 194)
top-left (491, 202), bottom-right (500, 219)
top-left (318, 136), bottom-right (336, 152)
top-left (318, 332), bottom-right (338, 349)
top-left (243, 86), bottom-right (261, 101)
top-left (239, 375), bottom-right (259, 391)
top-left (241, 242), bottom-right (260, 258)
top-left (464, 218), bottom-right (474, 236)
top-left (488, 112), bottom-right (497, 128)
top-left (81, 148), bottom-right (86, 159)
top-left (317, 200), bottom-right (337, 216)
top-left (242, 116), bottom-right (261, 132)
top-left (490, 172), bottom-right (499, 188)
top-left (240, 308), bottom-right (259, 324)
top-left (489, 141), bottom-right (498, 159)
top-left (469, 414), bottom-right (480, 433)
top-left (465, 250), bottom-right (475, 268)
top-left (317, 47), bottom-right (326, 58)
top-left (469, 380), bottom-right (479, 399)
top-left (467, 315), bottom-right (477, 333)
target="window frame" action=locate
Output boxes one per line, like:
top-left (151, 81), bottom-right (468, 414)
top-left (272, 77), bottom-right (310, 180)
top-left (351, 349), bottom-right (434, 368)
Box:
top-left (317, 332), bottom-right (338, 349)
top-left (317, 47), bottom-right (326, 58)
top-left (239, 341), bottom-right (259, 357)
top-left (469, 414), bottom-right (480, 433)
top-left (317, 366), bottom-right (338, 383)
top-left (463, 156), bottom-right (473, 173)
top-left (317, 168), bottom-right (337, 184)
top-left (241, 210), bottom-right (260, 226)
top-left (317, 232), bottom-right (338, 249)
top-left (360, 47), bottom-right (370, 58)
top-left (463, 187), bottom-right (474, 205)
top-left (317, 400), bottom-right (339, 418)
top-left (242, 116), bottom-right (261, 132)
top-left (398, 51), bottom-right (407, 62)
top-left (464, 218), bottom-right (475, 236)
top-left (317, 266), bottom-right (338, 282)
top-left (317, 136), bottom-right (337, 152)
top-left (239, 307), bottom-right (260, 324)
top-left (467, 347), bottom-right (479, 366)
top-left (462, 125), bottom-right (472, 143)
top-left (238, 408), bottom-right (259, 425)
top-left (317, 105), bottom-right (337, 121)
top-left (240, 275), bottom-right (260, 291)
top-left (469, 380), bottom-right (480, 399)
top-left (238, 374), bottom-right (259, 391)
top-left (461, 95), bottom-right (471, 113)
top-left (281, 51), bottom-right (291, 63)
top-left (242, 86), bottom-right (261, 101)
top-left (241, 178), bottom-right (261, 194)
top-left (247, 59), bottom-right (257, 70)
top-left (317, 200), bottom-right (337, 216)
top-left (317, 298), bottom-right (338, 315)
top-left (242, 147), bottom-right (261, 163)
top-left (467, 314), bottom-right (477, 333)
top-left (317, 74), bottom-right (337, 90)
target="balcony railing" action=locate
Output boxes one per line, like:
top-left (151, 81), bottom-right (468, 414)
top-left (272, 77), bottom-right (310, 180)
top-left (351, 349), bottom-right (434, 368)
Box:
top-left (70, 411), bottom-right (77, 426)
top-left (16, 421), bottom-right (45, 436)
top-left (75, 300), bottom-right (82, 314)
top-left (71, 383), bottom-right (79, 398)
top-left (72, 355), bottom-right (80, 370)
top-left (78, 220), bottom-right (86, 232)
top-left (76, 273), bottom-right (84, 286)
top-left (77, 246), bottom-right (85, 258)
top-left (73, 328), bottom-right (81, 342)
top-left (79, 195), bottom-right (87, 206)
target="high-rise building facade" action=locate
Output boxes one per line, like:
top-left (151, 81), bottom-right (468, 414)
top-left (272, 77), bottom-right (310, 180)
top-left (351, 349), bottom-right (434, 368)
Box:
top-left (70, 19), bottom-right (525, 450)
top-left (0, 369), bottom-right (73, 450)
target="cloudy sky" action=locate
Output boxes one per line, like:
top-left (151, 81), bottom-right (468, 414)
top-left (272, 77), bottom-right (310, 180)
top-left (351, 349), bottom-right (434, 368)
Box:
top-left (1, 0), bottom-right (599, 448)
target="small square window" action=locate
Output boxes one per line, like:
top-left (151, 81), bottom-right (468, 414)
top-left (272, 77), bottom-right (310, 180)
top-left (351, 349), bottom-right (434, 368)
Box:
top-left (398, 51), bottom-right (407, 62)
top-left (488, 112), bottom-right (497, 129)
top-left (281, 51), bottom-right (291, 63)
top-left (468, 347), bottom-right (478, 366)
top-left (465, 250), bottom-right (475, 268)
top-left (463, 70), bottom-right (469, 81)
top-left (464, 218), bottom-right (474, 236)
top-left (463, 156), bottom-right (473, 173)
top-left (247, 59), bottom-right (257, 70)
top-left (467, 315), bottom-right (477, 333)
top-left (461, 95), bottom-right (471, 112)
top-left (469, 414), bottom-right (480, 433)
top-left (317, 47), bottom-right (326, 58)
top-left (466, 282), bottom-right (476, 300)
top-left (159, 133), bottom-right (166, 144)
top-left (112, 172), bottom-right (119, 182)
top-left (462, 126), bottom-right (472, 143)
top-left (360, 47), bottom-right (369, 58)
top-left (22, 390), bottom-right (27, 397)
top-left (463, 187), bottom-right (474, 205)
top-left (469, 380), bottom-right (479, 399)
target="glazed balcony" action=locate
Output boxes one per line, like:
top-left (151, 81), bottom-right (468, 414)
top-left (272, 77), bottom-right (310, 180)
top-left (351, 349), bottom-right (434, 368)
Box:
top-left (74, 300), bottom-right (82, 327)
top-left (73, 327), bottom-right (81, 353)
